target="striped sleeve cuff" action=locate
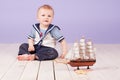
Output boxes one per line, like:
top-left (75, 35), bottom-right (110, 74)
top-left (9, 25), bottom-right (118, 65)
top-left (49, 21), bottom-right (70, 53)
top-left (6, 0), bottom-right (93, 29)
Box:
top-left (27, 35), bottom-right (34, 39)
top-left (57, 36), bottom-right (65, 42)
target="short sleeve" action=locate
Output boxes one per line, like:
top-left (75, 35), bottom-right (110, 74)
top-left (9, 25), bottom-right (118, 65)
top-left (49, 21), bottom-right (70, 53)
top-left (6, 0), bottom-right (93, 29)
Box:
top-left (50, 27), bottom-right (64, 42)
top-left (28, 27), bottom-right (35, 39)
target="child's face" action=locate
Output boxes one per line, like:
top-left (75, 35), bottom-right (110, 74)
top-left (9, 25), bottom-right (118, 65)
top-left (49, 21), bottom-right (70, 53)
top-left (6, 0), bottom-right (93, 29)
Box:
top-left (37, 8), bottom-right (54, 26)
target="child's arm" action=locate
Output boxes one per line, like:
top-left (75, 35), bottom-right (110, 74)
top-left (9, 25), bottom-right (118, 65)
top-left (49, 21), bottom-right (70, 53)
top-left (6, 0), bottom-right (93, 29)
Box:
top-left (60, 39), bottom-right (68, 58)
top-left (28, 38), bottom-right (35, 51)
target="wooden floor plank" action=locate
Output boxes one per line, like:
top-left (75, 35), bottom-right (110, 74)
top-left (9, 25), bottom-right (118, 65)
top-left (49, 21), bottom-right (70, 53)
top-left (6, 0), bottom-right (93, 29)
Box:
top-left (19, 61), bottom-right (40, 80)
top-left (0, 44), bottom-right (120, 80)
top-left (37, 61), bottom-right (54, 80)
top-left (54, 61), bottom-right (72, 80)
top-left (0, 44), bottom-right (19, 79)
top-left (1, 61), bottom-right (27, 80)
top-left (67, 64), bottom-right (90, 80)
top-left (0, 54), bottom-right (17, 79)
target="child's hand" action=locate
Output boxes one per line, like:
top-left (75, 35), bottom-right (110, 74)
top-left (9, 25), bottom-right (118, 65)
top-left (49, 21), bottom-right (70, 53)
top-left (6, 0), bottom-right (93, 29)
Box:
top-left (60, 53), bottom-right (66, 59)
top-left (28, 45), bottom-right (35, 52)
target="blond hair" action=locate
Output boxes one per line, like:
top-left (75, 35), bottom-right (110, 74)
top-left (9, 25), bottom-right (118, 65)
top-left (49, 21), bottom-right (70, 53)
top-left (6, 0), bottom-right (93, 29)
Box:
top-left (37, 4), bottom-right (54, 16)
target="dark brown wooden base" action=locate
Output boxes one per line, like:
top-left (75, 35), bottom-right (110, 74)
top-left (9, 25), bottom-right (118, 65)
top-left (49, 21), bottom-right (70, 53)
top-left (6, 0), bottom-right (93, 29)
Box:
top-left (68, 59), bottom-right (96, 70)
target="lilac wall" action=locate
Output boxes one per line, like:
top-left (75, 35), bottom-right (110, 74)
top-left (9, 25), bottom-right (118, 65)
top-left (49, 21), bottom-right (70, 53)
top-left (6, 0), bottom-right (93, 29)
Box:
top-left (0, 0), bottom-right (120, 43)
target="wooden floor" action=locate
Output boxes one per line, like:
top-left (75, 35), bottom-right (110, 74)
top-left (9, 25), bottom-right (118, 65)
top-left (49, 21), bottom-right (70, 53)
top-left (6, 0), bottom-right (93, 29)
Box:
top-left (0, 43), bottom-right (120, 80)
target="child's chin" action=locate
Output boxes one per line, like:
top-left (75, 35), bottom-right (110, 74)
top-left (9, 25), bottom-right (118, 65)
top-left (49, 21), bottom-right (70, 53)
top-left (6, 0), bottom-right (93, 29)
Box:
top-left (43, 23), bottom-right (50, 26)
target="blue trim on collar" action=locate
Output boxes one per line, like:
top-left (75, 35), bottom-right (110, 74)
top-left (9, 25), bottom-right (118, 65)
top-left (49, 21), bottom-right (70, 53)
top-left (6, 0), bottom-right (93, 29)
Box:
top-left (34, 23), bottom-right (59, 34)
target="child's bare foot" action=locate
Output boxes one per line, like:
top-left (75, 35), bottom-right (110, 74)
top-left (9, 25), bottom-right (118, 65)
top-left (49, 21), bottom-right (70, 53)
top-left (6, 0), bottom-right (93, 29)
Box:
top-left (17, 54), bottom-right (29, 61)
top-left (28, 54), bottom-right (35, 61)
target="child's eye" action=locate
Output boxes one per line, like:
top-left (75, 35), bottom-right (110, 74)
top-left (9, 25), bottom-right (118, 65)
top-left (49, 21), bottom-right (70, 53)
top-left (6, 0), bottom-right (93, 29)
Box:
top-left (48, 15), bottom-right (51, 17)
top-left (41, 14), bottom-right (45, 16)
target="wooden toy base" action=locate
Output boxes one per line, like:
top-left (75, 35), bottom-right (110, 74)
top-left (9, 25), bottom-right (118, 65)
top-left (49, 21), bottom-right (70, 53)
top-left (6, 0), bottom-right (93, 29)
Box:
top-left (68, 59), bottom-right (96, 70)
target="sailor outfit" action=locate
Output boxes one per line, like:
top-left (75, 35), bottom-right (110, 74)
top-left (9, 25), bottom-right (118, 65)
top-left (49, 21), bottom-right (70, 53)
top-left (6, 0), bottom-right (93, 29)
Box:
top-left (18, 23), bottom-right (65, 61)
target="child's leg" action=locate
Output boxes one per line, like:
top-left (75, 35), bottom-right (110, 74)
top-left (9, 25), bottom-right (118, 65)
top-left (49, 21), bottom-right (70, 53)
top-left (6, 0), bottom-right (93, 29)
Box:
top-left (35, 46), bottom-right (58, 61)
top-left (18, 43), bottom-right (29, 55)
top-left (18, 43), bottom-right (30, 61)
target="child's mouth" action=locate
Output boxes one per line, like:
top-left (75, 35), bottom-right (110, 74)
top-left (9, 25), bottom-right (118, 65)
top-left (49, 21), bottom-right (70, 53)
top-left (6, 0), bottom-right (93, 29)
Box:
top-left (45, 20), bottom-right (48, 22)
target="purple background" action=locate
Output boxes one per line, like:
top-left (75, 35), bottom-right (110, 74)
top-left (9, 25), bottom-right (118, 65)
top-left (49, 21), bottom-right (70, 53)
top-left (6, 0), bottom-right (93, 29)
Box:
top-left (0, 0), bottom-right (120, 44)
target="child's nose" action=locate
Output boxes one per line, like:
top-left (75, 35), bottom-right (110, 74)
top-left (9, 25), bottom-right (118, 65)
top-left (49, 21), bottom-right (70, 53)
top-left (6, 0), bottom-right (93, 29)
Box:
top-left (45, 16), bottom-right (48, 19)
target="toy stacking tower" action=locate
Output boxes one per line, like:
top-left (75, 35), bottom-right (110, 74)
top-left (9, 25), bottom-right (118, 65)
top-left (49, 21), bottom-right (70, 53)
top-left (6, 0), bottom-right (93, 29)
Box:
top-left (68, 36), bottom-right (96, 70)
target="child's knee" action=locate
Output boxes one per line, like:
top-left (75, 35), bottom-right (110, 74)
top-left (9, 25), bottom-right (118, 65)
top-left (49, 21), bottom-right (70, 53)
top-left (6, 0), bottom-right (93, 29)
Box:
top-left (49, 48), bottom-right (58, 58)
top-left (19, 43), bottom-right (28, 48)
